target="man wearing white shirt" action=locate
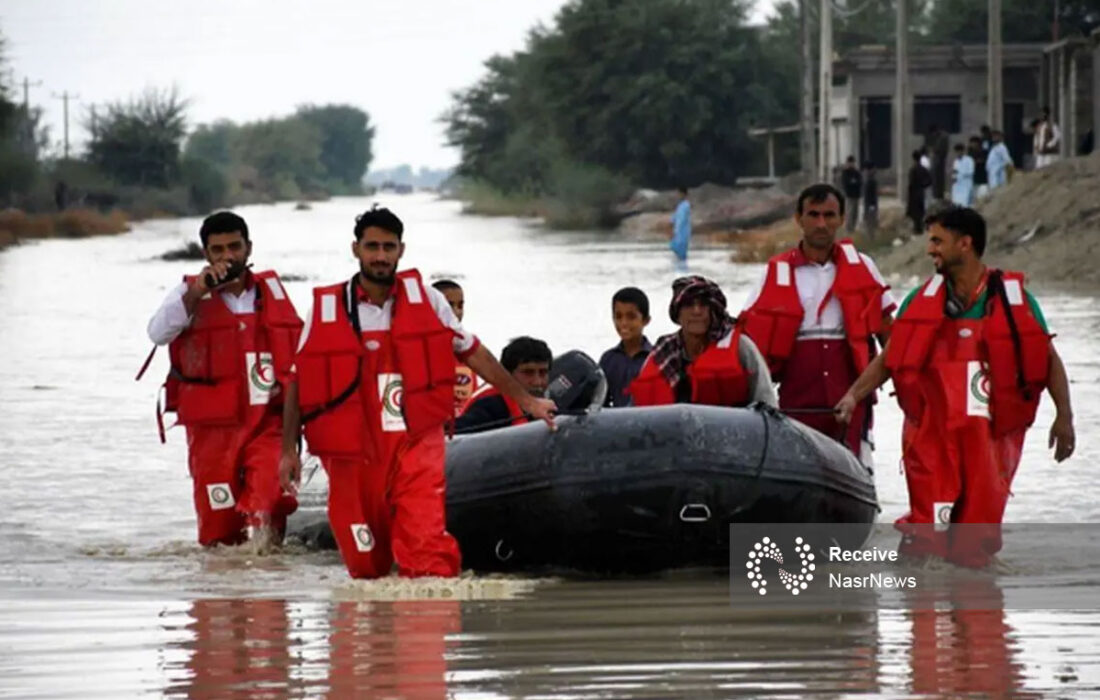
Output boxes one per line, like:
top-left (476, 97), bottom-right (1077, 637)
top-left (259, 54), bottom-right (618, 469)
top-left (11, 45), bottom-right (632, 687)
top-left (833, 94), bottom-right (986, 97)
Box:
top-left (1034, 107), bottom-right (1062, 169)
top-left (740, 184), bottom-right (896, 465)
top-left (144, 212), bottom-right (303, 547)
top-left (281, 206), bottom-right (556, 579)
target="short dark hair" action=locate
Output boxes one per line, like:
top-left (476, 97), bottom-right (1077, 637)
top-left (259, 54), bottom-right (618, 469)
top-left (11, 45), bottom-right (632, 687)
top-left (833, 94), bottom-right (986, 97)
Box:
top-left (612, 286), bottom-right (650, 318)
top-left (911, 149), bottom-right (923, 162)
top-left (354, 205), bottom-right (404, 241)
top-left (501, 336), bottom-right (552, 373)
top-left (953, 143), bottom-right (965, 152)
top-left (677, 185), bottom-right (689, 196)
top-left (925, 205), bottom-right (987, 257)
top-left (199, 211), bottom-right (248, 247)
top-left (432, 279), bottom-right (462, 293)
top-left (796, 183), bottom-right (846, 216)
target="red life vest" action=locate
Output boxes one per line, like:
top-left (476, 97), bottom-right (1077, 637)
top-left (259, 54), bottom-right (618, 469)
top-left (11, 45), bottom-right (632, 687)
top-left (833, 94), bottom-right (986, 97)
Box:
top-left (453, 363), bottom-right (479, 416)
top-left (740, 240), bottom-right (886, 376)
top-left (458, 383), bottom-right (526, 425)
top-left (886, 270), bottom-right (1050, 437)
top-left (296, 270), bottom-right (457, 459)
top-left (629, 329), bottom-right (750, 407)
top-left (143, 271), bottom-right (301, 440)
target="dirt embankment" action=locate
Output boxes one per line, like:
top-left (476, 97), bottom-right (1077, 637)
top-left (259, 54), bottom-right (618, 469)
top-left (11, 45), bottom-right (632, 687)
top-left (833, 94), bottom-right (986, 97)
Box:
top-left (871, 153), bottom-right (1100, 293)
top-left (617, 182), bottom-right (798, 238)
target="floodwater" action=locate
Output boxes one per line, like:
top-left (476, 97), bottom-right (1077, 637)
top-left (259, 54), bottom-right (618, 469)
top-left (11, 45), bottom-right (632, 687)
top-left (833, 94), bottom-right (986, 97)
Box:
top-left (1, 193), bottom-right (1098, 697)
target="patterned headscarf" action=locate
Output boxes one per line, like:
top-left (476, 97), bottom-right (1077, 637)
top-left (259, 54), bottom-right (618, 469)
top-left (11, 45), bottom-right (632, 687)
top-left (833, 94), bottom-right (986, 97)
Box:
top-left (651, 276), bottom-right (736, 387)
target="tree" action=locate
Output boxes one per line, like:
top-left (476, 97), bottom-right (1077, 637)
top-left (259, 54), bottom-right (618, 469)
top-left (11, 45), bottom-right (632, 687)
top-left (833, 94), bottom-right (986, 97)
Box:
top-left (86, 87), bottom-right (189, 187)
top-left (296, 104), bottom-right (374, 186)
top-left (925, 0), bottom-right (1100, 43)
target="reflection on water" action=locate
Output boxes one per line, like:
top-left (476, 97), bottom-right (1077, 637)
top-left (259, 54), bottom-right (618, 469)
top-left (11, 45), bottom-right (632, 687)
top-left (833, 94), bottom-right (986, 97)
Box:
top-left (1, 194), bottom-right (1099, 696)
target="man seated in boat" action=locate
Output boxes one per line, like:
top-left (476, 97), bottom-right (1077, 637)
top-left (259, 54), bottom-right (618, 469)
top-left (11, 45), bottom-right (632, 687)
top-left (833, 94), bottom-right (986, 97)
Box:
top-left (630, 276), bottom-right (777, 407)
top-left (455, 336), bottom-right (553, 433)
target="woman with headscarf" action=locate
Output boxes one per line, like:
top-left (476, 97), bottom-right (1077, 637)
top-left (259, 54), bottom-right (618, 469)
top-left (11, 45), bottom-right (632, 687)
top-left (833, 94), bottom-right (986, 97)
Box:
top-left (629, 276), bottom-right (776, 407)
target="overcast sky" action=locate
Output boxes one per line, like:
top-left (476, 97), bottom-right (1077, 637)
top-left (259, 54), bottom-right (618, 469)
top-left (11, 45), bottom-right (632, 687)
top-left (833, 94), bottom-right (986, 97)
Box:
top-left (1, 0), bottom-right (776, 170)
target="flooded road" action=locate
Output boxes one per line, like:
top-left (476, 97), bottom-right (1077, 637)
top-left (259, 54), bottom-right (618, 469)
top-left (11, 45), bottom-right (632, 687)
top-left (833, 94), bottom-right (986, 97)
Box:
top-left (1, 194), bottom-right (1098, 696)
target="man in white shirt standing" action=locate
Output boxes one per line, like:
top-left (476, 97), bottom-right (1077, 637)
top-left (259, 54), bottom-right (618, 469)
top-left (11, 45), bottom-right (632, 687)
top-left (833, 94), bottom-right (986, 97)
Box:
top-left (281, 206), bottom-right (556, 579)
top-left (144, 212), bottom-right (303, 548)
top-left (1034, 107), bottom-right (1062, 169)
top-left (740, 184), bottom-right (896, 466)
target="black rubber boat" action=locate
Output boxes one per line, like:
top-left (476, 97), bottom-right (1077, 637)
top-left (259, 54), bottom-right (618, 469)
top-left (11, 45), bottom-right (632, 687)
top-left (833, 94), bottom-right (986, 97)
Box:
top-left (287, 352), bottom-right (879, 574)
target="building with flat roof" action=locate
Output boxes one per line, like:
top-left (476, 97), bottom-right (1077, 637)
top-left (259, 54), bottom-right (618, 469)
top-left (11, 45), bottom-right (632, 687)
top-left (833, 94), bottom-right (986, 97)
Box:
top-left (827, 43), bottom-right (1046, 174)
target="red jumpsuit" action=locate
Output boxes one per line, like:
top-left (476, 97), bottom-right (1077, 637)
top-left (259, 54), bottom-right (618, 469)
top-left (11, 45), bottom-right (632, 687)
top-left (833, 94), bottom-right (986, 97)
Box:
top-left (740, 240), bottom-right (889, 455)
top-left (297, 270), bottom-right (468, 579)
top-left (152, 271), bottom-right (303, 546)
top-left (887, 271), bottom-right (1049, 566)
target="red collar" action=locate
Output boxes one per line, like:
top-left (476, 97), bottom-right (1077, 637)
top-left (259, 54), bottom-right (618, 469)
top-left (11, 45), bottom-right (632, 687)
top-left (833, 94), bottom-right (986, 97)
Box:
top-left (353, 276), bottom-right (394, 306)
top-left (789, 242), bottom-right (839, 268)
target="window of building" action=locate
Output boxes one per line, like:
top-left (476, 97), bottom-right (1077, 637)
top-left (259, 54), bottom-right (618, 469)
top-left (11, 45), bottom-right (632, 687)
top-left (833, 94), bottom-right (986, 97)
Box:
top-left (913, 96), bottom-right (961, 134)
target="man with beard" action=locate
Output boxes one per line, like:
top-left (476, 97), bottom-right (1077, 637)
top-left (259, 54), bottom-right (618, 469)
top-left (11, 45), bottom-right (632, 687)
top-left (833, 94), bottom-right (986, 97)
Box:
top-left (280, 206), bottom-right (556, 579)
top-left (740, 183), bottom-right (894, 466)
top-left (143, 211), bottom-right (303, 548)
top-left (836, 206), bottom-right (1075, 567)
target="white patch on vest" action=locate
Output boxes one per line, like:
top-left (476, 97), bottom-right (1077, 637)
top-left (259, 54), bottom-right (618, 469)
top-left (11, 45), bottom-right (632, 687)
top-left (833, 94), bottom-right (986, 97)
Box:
top-left (933, 501), bottom-right (953, 531)
top-left (378, 372), bottom-right (406, 432)
top-left (206, 483), bottom-right (236, 511)
top-left (321, 294), bottom-right (337, 323)
top-left (924, 275), bottom-right (944, 296)
top-left (1004, 279), bottom-right (1024, 306)
top-left (246, 351), bottom-right (276, 405)
top-left (958, 327), bottom-right (973, 338)
top-left (717, 331), bottom-right (734, 349)
top-left (403, 278), bottom-right (423, 304)
top-left (840, 243), bottom-right (860, 264)
top-left (264, 276), bottom-right (286, 300)
top-left (364, 339), bottom-right (381, 351)
top-left (351, 524), bottom-right (375, 552)
top-left (776, 261), bottom-right (791, 287)
top-left (966, 360), bottom-right (991, 419)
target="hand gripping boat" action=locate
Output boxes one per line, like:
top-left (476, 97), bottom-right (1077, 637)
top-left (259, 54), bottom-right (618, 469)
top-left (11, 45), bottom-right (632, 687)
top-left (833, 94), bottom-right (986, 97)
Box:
top-left (286, 351), bottom-right (878, 574)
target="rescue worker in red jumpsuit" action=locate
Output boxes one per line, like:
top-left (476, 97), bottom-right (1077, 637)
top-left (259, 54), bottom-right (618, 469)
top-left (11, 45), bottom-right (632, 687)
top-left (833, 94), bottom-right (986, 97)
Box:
top-left (741, 183), bottom-right (895, 464)
top-left (144, 212), bottom-right (303, 547)
top-left (836, 206), bottom-right (1075, 567)
top-left (279, 206), bottom-right (556, 579)
top-left (630, 276), bottom-right (777, 408)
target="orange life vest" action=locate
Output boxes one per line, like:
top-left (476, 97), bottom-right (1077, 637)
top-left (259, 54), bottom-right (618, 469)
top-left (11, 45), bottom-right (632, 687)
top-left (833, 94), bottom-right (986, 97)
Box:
top-left (886, 270), bottom-right (1050, 437)
top-left (296, 270), bottom-right (456, 459)
top-left (458, 383), bottom-right (526, 426)
top-left (629, 328), bottom-right (750, 407)
top-left (740, 240), bottom-right (886, 376)
top-left (138, 271), bottom-right (301, 442)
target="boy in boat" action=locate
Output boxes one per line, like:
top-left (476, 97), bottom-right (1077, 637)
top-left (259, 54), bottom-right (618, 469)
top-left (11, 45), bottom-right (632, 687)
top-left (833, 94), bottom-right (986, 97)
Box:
top-left (599, 287), bottom-right (653, 407)
top-left (432, 279), bottom-right (478, 415)
top-left (456, 336), bottom-right (552, 433)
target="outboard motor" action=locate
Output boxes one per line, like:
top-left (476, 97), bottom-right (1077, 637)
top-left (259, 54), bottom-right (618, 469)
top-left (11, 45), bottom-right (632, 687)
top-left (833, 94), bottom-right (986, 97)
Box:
top-left (547, 350), bottom-right (607, 413)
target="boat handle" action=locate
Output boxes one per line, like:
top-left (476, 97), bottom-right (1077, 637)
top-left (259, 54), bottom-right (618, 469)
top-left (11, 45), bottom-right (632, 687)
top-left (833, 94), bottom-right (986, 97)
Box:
top-left (679, 504), bottom-right (711, 522)
top-left (494, 539), bottom-right (514, 562)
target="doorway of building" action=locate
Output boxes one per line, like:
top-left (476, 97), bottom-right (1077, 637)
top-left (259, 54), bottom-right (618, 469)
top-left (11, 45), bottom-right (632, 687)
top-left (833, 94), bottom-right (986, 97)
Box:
top-left (860, 97), bottom-right (892, 170)
top-left (1004, 102), bottom-right (1029, 163)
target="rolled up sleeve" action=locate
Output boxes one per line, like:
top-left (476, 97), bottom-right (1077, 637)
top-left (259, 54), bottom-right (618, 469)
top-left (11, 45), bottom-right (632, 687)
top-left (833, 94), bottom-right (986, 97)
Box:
top-left (147, 282), bottom-right (192, 346)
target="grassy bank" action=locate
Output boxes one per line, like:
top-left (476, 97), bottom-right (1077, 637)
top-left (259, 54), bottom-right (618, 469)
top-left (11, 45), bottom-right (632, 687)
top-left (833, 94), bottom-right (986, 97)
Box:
top-left (0, 208), bottom-right (131, 251)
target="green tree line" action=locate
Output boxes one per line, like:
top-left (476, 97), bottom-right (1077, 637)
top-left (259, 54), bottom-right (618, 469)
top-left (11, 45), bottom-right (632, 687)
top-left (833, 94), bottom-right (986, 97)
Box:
top-left (1, 31), bottom-right (374, 216)
top-left (444, 0), bottom-right (1100, 225)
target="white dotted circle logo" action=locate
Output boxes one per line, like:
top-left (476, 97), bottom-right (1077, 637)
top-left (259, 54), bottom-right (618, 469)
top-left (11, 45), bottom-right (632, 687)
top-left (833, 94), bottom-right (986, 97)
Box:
top-left (745, 536), bottom-right (816, 596)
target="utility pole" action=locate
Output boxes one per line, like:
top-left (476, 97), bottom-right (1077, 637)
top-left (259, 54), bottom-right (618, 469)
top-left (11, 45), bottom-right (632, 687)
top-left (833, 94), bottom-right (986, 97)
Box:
top-left (52, 91), bottom-right (79, 160)
top-left (21, 77), bottom-right (42, 110)
top-left (800, 0), bottom-right (816, 179)
top-left (818, 0), bottom-right (833, 181)
top-left (895, 0), bottom-right (910, 198)
top-left (988, 0), bottom-right (1003, 131)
